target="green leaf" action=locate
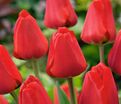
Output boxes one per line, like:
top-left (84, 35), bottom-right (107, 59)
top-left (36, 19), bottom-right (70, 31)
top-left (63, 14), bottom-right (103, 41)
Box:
top-left (73, 74), bottom-right (83, 90)
top-left (56, 82), bottom-right (70, 104)
top-left (41, 73), bottom-right (54, 100)
top-left (12, 57), bottom-right (26, 66)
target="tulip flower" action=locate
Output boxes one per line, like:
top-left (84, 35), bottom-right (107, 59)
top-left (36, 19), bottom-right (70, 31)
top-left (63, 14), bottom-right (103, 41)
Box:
top-left (46, 27), bottom-right (87, 78)
top-left (14, 10), bottom-right (48, 60)
top-left (78, 63), bottom-right (119, 104)
top-left (0, 45), bottom-right (22, 94)
top-left (44, 0), bottom-right (78, 28)
top-left (0, 95), bottom-right (9, 104)
top-left (81, 0), bottom-right (116, 44)
top-left (54, 83), bottom-right (78, 104)
top-left (19, 75), bottom-right (52, 104)
top-left (108, 30), bottom-right (121, 75)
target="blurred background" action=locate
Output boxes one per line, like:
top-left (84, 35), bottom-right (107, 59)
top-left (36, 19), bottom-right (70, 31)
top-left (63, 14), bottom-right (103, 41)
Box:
top-left (0, 0), bottom-right (121, 103)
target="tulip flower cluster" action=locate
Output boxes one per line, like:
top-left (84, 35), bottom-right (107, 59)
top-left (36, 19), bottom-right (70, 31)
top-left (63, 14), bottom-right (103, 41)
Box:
top-left (0, 0), bottom-right (120, 104)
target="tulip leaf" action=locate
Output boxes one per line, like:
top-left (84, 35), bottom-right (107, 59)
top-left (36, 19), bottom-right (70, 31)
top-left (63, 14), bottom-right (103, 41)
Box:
top-left (56, 82), bottom-right (70, 104)
top-left (12, 57), bottom-right (26, 66)
top-left (41, 73), bottom-right (55, 100)
top-left (73, 74), bottom-right (83, 90)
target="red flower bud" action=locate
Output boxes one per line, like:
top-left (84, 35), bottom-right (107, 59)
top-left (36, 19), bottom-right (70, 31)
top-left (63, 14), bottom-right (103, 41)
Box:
top-left (108, 30), bottom-right (121, 75)
top-left (0, 45), bottom-right (22, 94)
top-left (19, 75), bottom-right (52, 104)
top-left (14, 10), bottom-right (48, 59)
top-left (54, 83), bottom-right (78, 104)
top-left (81, 0), bottom-right (116, 44)
top-left (0, 95), bottom-right (9, 104)
top-left (78, 63), bottom-right (119, 104)
top-left (44, 0), bottom-right (78, 28)
top-left (46, 27), bottom-right (87, 78)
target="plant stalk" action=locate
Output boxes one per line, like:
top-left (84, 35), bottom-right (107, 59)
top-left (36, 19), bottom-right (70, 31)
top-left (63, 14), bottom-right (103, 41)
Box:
top-left (10, 91), bottom-right (18, 104)
top-left (67, 78), bottom-right (77, 104)
top-left (31, 59), bottom-right (40, 79)
top-left (99, 44), bottom-right (104, 63)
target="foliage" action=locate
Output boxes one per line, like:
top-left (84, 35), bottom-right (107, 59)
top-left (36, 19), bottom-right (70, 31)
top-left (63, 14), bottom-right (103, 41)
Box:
top-left (0, 0), bottom-right (121, 103)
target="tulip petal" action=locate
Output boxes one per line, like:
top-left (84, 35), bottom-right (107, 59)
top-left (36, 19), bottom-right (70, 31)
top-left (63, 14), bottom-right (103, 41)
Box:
top-left (19, 75), bottom-right (52, 104)
top-left (46, 27), bottom-right (87, 78)
top-left (44, 0), bottom-right (77, 28)
top-left (14, 10), bottom-right (48, 59)
top-left (78, 63), bottom-right (119, 104)
top-left (108, 30), bottom-right (121, 75)
top-left (0, 45), bottom-right (22, 94)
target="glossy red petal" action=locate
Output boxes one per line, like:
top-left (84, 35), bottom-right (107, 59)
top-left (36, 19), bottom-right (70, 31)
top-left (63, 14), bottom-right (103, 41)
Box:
top-left (19, 75), bottom-right (52, 104)
top-left (44, 0), bottom-right (77, 28)
top-left (81, 0), bottom-right (116, 44)
top-left (46, 27), bottom-right (87, 78)
top-left (0, 45), bottom-right (22, 94)
top-left (78, 63), bottom-right (119, 104)
top-left (108, 30), bottom-right (121, 75)
top-left (14, 10), bottom-right (48, 59)
top-left (81, 1), bottom-right (106, 44)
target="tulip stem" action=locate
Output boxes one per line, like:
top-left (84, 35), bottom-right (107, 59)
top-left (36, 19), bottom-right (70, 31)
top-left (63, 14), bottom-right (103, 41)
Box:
top-left (10, 91), bottom-right (18, 104)
top-left (67, 78), bottom-right (77, 104)
top-left (32, 59), bottom-right (40, 79)
top-left (99, 44), bottom-right (104, 63)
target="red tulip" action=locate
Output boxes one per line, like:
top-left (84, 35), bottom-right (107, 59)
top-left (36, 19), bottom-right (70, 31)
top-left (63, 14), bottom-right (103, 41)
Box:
top-left (44, 0), bottom-right (78, 28)
top-left (14, 10), bottom-right (48, 59)
top-left (19, 75), bottom-right (52, 104)
top-left (81, 0), bottom-right (116, 44)
top-left (78, 63), bottom-right (119, 104)
top-left (54, 83), bottom-right (78, 104)
top-left (46, 27), bottom-right (87, 78)
top-left (0, 95), bottom-right (9, 104)
top-left (0, 45), bottom-right (22, 94)
top-left (108, 30), bottom-right (121, 75)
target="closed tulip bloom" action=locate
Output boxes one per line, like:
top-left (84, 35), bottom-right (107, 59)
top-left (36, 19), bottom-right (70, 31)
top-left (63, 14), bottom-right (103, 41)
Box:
top-left (44, 0), bottom-right (78, 28)
top-left (108, 30), bottom-right (121, 75)
top-left (54, 83), bottom-right (78, 104)
top-left (14, 10), bottom-right (48, 59)
top-left (46, 27), bottom-right (87, 78)
top-left (81, 0), bottom-right (116, 44)
top-left (19, 75), bottom-right (52, 104)
top-left (78, 63), bottom-right (119, 104)
top-left (0, 45), bottom-right (22, 94)
top-left (0, 95), bottom-right (9, 104)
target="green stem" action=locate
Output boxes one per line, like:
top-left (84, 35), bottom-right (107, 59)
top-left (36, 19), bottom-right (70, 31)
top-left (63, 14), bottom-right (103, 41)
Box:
top-left (31, 59), bottom-right (40, 79)
top-left (67, 78), bottom-right (77, 104)
top-left (99, 44), bottom-right (104, 63)
top-left (55, 80), bottom-right (62, 104)
top-left (10, 91), bottom-right (18, 104)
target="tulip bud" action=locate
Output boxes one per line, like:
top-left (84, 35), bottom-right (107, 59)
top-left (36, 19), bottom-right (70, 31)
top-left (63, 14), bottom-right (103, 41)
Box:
top-left (54, 83), bottom-right (78, 104)
top-left (0, 45), bottom-right (22, 94)
top-left (44, 0), bottom-right (78, 28)
top-left (108, 30), bottom-right (121, 75)
top-left (19, 75), bottom-right (52, 104)
top-left (78, 63), bottom-right (119, 104)
top-left (14, 10), bottom-right (48, 60)
top-left (81, 0), bottom-right (116, 44)
top-left (0, 95), bottom-right (9, 104)
top-left (46, 27), bottom-right (87, 78)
